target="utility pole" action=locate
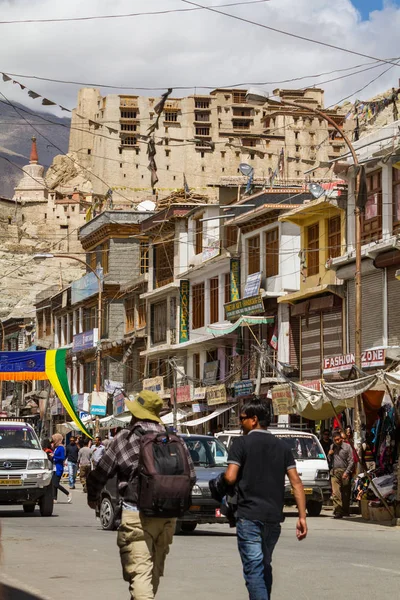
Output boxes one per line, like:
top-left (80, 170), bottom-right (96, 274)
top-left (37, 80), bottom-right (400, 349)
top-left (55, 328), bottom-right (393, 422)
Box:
top-left (0, 319), bottom-right (4, 412)
top-left (172, 362), bottom-right (178, 432)
top-left (255, 340), bottom-right (267, 397)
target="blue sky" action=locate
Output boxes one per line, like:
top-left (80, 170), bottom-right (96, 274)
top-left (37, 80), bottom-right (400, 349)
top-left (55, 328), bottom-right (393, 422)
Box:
top-left (352, 0), bottom-right (399, 19)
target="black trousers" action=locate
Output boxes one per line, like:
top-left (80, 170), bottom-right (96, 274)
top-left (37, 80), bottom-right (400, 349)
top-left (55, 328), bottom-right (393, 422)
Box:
top-left (52, 473), bottom-right (69, 500)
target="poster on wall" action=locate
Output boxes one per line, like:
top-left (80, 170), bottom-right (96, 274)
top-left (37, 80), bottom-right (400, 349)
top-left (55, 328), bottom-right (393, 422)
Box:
top-left (90, 391), bottom-right (107, 417)
top-left (271, 384), bottom-right (294, 415)
top-left (170, 385), bottom-right (191, 404)
top-left (230, 258), bottom-right (240, 301)
top-left (203, 361), bottom-right (219, 385)
top-left (207, 384), bottom-right (227, 406)
top-left (143, 376), bottom-right (164, 395)
top-left (179, 280), bottom-right (190, 343)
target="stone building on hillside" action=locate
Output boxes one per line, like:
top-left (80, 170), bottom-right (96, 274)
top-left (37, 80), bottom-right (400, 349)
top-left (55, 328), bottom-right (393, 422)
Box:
top-left (53, 87), bottom-right (347, 205)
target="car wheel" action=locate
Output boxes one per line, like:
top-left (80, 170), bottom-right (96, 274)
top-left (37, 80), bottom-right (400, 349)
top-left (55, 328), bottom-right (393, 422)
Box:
top-left (39, 485), bottom-right (54, 517)
top-left (100, 497), bottom-right (116, 530)
top-left (180, 522), bottom-right (197, 533)
top-left (23, 503), bottom-right (35, 513)
top-left (307, 500), bottom-right (322, 517)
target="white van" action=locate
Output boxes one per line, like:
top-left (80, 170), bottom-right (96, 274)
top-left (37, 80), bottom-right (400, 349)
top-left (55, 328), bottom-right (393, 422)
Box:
top-left (216, 428), bottom-right (330, 517)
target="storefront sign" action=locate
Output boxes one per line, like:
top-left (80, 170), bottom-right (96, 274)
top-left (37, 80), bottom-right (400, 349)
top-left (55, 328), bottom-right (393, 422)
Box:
top-left (224, 293), bottom-right (264, 320)
top-left (73, 329), bottom-right (98, 352)
top-left (234, 380), bottom-right (254, 397)
top-left (170, 385), bottom-right (191, 404)
top-left (203, 361), bottom-right (219, 386)
top-left (143, 376), bottom-right (164, 395)
top-left (271, 384), bottom-right (294, 415)
top-left (113, 392), bottom-right (125, 416)
top-left (207, 384), bottom-right (227, 406)
top-left (230, 258), bottom-right (241, 301)
top-left (193, 387), bottom-right (207, 401)
top-left (300, 380), bottom-right (322, 391)
top-left (179, 280), bottom-right (190, 343)
top-left (90, 391), bottom-right (107, 417)
top-left (323, 348), bottom-right (386, 374)
top-left (71, 268), bottom-right (103, 305)
top-left (192, 403), bottom-right (208, 413)
top-left (244, 272), bottom-right (262, 298)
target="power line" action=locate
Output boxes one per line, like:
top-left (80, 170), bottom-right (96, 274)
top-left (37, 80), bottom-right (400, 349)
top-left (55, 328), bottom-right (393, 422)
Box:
top-left (0, 1), bottom-right (270, 25)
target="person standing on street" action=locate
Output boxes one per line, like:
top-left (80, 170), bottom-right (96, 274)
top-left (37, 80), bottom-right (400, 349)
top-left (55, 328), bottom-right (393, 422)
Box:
top-left (65, 436), bottom-right (79, 489)
top-left (86, 390), bottom-right (196, 600)
top-left (319, 429), bottom-right (332, 456)
top-left (78, 438), bottom-right (92, 493)
top-left (90, 436), bottom-right (105, 468)
top-left (223, 399), bottom-right (307, 600)
top-left (51, 434), bottom-right (72, 504)
top-left (328, 430), bottom-right (354, 519)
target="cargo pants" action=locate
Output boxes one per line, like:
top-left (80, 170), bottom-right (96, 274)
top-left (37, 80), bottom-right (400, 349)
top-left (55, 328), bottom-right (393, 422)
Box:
top-left (331, 468), bottom-right (351, 516)
top-left (117, 511), bottom-right (176, 600)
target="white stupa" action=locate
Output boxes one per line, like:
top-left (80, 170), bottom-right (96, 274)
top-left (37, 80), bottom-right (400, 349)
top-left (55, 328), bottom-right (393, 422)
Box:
top-left (13, 137), bottom-right (47, 202)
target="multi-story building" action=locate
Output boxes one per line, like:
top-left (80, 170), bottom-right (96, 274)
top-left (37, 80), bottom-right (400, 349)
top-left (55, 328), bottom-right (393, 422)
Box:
top-left (61, 87), bottom-right (347, 204)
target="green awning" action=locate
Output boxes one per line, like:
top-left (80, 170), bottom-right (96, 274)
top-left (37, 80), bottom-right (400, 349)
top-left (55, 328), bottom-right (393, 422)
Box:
top-left (206, 315), bottom-right (274, 336)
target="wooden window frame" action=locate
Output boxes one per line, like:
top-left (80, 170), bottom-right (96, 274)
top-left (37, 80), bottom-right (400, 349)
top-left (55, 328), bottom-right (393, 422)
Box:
top-left (327, 215), bottom-right (341, 259)
top-left (193, 353), bottom-right (200, 381)
top-left (361, 169), bottom-right (382, 243)
top-left (265, 228), bottom-right (279, 278)
top-left (224, 273), bottom-right (231, 304)
top-left (125, 296), bottom-right (135, 333)
top-left (138, 298), bottom-right (146, 329)
top-left (209, 277), bottom-right (219, 324)
top-left (195, 218), bottom-right (203, 255)
top-left (307, 223), bottom-right (319, 277)
top-left (192, 283), bottom-right (205, 329)
top-left (140, 241), bottom-right (149, 274)
top-left (247, 235), bottom-right (260, 275)
top-left (150, 300), bottom-right (167, 344)
top-left (154, 241), bottom-right (174, 288)
top-left (225, 225), bottom-right (237, 248)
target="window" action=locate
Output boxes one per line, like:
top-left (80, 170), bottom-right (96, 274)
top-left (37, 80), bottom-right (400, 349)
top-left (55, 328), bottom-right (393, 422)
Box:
top-left (164, 111), bottom-right (178, 122)
top-left (232, 120), bottom-right (250, 130)
top-left (307, 223), bottom-right (319, 277)
top-left (233, 91), bottom-right (247, 104)
top-left (120, 110), bottom-right (137, 119)
top-left (140, 241), bottom-right (149, 274)
top-left (195, 127), bottom-right (210, 136)
top-left (165, 149), bottom-right (170, 157)
top-left (122, 136), bottom-right (137, 146)
top-left (121, 123), bottom-right (137, 131)
top-left (195, 218), bottom-right (203, 255)
top-left (89, 251), bottom-right (96, 271)
top-left (393, 168), bottom-right (400, 232)
top-left (362, 169), bottom-right (382, 243)
top-left (151, 301), bottom-right (167, 344)
top-left (225, 225), bottom-right (237, 248)
top-left (87, 149), bottom-right (91, 155)
top-left (327, 216), bottom-right (341, 258)
top-left (265, 228), bottom-right (279, 277)
top-left (233, 107), bottom-right (252, 117)
top-left (195, 99), bottom-right (210, 109)
top-left (192, 283), bottom-right (205, 329)
top-left (125, 297), bottom-right (135, 333)
top-left (138, 299), bottom-right (146, 329)
top-left (247, 235), bottom-right (260, 275)
top-left (209, 277), bottom-right (219, 323)
top-left (193, 353), bottom-right (200, 381)
top-left (224, 273), bottom-right (231, 304)
top-left (154, 241), bottom-right (174, 288)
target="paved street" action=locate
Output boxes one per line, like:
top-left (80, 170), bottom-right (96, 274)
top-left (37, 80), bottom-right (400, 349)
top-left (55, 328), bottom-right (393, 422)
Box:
top-left (0, 486), bottom-right (399, 599)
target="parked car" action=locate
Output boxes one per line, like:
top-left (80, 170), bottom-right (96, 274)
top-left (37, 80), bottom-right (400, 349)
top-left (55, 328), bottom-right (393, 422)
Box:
top-left (0, 419), bottom-right (54, 516)
top-left (97, 434), bottom-right (229, 533)
top-left (216, 427), bottom-right (330, 517)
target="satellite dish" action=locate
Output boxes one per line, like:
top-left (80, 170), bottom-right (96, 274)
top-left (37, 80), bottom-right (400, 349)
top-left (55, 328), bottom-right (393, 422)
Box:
top-left (308, 183), bottom-right (325, 199)
top-left (137, 200), bottom-right (156, 212)
top-left (239, 163), bottom-right (254, 177)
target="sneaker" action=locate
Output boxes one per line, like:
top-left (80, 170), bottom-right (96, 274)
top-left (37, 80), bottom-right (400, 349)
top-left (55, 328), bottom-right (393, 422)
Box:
top-left (67, 495), bottom-right (72, 504)
top-left (53, 500), bottom-right (58, 504)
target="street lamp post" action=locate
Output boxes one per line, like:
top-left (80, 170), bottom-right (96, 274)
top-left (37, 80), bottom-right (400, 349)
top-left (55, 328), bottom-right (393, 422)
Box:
top-left (0, 319), bottom-right (5, 411)
top-left (34, 253), bottom-right (103, 434)
top-left (246, 90), bottom-right (362, 449)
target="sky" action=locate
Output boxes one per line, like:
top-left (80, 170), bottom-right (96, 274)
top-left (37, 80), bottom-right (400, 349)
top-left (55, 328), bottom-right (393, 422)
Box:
top-left (0, 0), bottom-right (399, 118)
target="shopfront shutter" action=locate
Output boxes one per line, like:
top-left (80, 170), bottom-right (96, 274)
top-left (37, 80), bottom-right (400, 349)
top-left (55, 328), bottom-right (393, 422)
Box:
top-left (387, 265), bottom-right (400, 345)
top-left (322, 308), bottom-right (343, 359)
top-left (347, 271), bottom-right (383, 353)
top-left (289, 316), bottom-right (300, 369)
top-left (301, 314), bottom-right (321, 380)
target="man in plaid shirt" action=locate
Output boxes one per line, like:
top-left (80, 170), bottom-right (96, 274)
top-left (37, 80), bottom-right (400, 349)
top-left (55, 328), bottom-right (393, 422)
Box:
top-left (87, 390), bottom-right (196, 600)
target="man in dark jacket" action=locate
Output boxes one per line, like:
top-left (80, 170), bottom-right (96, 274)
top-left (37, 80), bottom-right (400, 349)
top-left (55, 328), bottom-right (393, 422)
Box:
top-left (65, 436), bottom-right (79, 489)
top-left (86, 391), bottom-right (196, 600)
top-left (328, 429), bottom-right (354, 518)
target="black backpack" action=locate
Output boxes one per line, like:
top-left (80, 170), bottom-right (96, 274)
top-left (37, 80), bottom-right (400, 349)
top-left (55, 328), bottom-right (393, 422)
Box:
top-left (136, 431), bottom-right (192, 518)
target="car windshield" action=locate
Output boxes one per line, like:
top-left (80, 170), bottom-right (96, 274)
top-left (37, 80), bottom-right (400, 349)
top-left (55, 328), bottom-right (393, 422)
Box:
top-left (183, 437), bottom-right (228, 467)
top-left (0, 426), bottom-right (40, 450)
top-left (275, 434), bottom-right (325, 460)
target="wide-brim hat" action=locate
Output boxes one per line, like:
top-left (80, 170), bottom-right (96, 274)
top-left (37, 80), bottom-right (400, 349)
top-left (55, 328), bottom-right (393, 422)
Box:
top-left (125, 390), bottom-right (163, 424)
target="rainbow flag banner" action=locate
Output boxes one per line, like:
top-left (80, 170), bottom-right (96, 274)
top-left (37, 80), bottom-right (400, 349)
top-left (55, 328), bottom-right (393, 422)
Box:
top-left (0, 349), bottom-right (92, 438)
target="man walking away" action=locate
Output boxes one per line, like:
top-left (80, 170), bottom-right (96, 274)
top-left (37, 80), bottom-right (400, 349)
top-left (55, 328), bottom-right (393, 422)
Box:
top-left (329, 430), bottom-right (354, 518)
top-left (78, 439), bottom-right (92, 493)
top-left (66, 436), bottom-right (79, 489)
top-left (91, 436), bottom-right (105, 468)
top-left (86, 391), bottom-right (196, 600)
top-left (319, 429), bottom-right (332, 456)
top-left (224, 399), bottom-right (307, 600)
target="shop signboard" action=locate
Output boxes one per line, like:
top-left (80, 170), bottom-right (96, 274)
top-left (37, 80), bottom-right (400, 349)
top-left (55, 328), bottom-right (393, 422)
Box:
top-left (224, 293), bottom-right (264, 320)
top-left (271, 384), bottom-right (294, 415)
top-left (170, 385), bottom-right (191, 404)
top-left (71, 268), bottom-right (103, 305)
top-left (193, 387), bottom-right (207, 401)
top-left (234, 380), bottom-right (254, 397)
top-left (230, 258), bottom-right (241, 301)
top-left (192, 403), bottom-right (208, 413)
top-left (113, 392), bottom-right (125, 416)
top-left (207, 384), bottom-right (227, 406)
top-left (143, 376), bottom-right (164, 395)
top-left (300, 380), bottom-right (322, 391)
top-left (243, 272), bottom-right (262, 298)
top-left (323, 348), bottom-right (386, 374)
top-left (179, 280), bottom-right (190, 343)
top-left (73, 329), bottom-right (98, 352)
top-left (90, 391), bottom-right (107, 417)
top-left (203, 361), bottom-right (219, 386)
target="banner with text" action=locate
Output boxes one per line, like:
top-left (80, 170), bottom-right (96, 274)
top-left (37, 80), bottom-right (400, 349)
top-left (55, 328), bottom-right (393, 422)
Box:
top-left (179, 280), bottom-right (190, 343)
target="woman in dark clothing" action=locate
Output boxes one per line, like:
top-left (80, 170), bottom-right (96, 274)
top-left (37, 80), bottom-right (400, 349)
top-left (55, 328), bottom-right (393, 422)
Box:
top-left (51, 434), bottom-right (71, 504)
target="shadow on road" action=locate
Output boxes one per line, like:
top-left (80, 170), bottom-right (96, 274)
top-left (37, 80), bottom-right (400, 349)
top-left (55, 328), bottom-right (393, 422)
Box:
top-left (182, 529), bottom-right (237, 537)
top-left (0, 510), bottom-right (58, 519)
top-left (0, 583), bottom-right (45, 600)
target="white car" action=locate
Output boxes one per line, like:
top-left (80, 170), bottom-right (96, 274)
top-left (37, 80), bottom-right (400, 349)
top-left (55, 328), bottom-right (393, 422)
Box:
top-left (216, 427), bottom-right (330, 517)
top-left (0, 420), bottom-right (54, 516)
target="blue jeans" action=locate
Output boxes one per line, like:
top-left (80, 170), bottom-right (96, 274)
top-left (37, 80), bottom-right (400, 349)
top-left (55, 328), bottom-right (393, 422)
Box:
top-left (237, 518), bottom-right (281, 600)
top-left (67, 461), bottom-right (77, 488)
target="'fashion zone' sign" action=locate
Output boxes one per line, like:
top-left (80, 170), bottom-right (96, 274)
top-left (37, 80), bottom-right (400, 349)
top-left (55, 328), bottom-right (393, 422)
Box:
top-left (323, 348), bottom-right (385, 374)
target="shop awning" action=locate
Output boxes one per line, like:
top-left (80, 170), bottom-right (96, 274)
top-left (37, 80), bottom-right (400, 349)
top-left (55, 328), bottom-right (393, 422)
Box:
top-left (181, 404), bottom-right (236, 427)
top-left (161, 409), bottom-right (191, 425)
top-left (206, 316), bottom-right (274, 336)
